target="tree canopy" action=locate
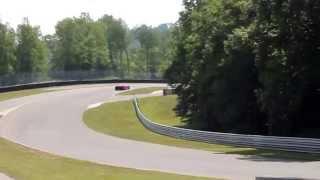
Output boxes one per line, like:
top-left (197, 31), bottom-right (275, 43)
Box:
top-left (16, 18), bottom-right (48, 74)
top-left (53, 13), bottom-right (109, 72)
top-left (166, 0), bottom-right (320, 137)
top-left (0, 14), bottom-right (174, 83)
top-left (0, 22), bottom-right (16, 76)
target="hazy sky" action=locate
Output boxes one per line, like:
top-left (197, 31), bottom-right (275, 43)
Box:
top-left (0, 0), bottom-right (183, 35)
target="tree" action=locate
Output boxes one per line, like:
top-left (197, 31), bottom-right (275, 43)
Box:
top-left (253, 0), bottom-right (320, 136)
top-left (16, 18), bottom-right (48, 74)
top-left (53, 13), bottom-right (109, 75)
top-left (99, 15), bottom-right (129, 77)
top-left (153, 24), bottom-right (174, 75)
top-left (166, 0), bottom-right (320, 137)
top-left (43, 34), bottom-right (58, 64)
top-left (0, 13), bottom-right (175, 84)
top-left (166, 0), bottom-right (263, 133)
top-left (134, 25), bottom-right (158, 77)
top-left (0, 22), bottom-right (16, 76)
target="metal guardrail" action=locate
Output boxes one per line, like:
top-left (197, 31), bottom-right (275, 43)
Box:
top-left (133, 98), bottom-right (320, 154)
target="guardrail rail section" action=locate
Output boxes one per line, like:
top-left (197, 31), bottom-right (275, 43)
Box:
top-left (133, 98), bottom-right (320, 153)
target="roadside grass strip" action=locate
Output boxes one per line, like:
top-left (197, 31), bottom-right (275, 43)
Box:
top-left (84, 95), bottom-right (320, 161)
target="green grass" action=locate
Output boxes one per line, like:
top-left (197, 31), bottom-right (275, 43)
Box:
top-left (0, 88), bottom-right (217, 180)
top-left (138, 95), bottom-right (185, 126)
top-left (0, 138), bottom-right (215, 180)
top-left (84, 95), bottom-right (320, 161)
top-left (84, 96), bottom-right (252, 153)
top-left (0, 89), bottom-right (54, 102)
top-left (118, 87), bottom-right (164, 96)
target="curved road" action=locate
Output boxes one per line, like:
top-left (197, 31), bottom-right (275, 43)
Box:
top-left (0, 84), bottom-right (319, 180)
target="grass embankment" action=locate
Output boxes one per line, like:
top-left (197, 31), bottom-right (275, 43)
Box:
top-left (84, 95), bottom-right (251, 153)
top-left (0, 88), bottom-right (215, 180)
top-left (0, 89), bottom-right (51, 102)
top-left (118, 87), bottom-right (164, 96)
top-left (84, 95), bottom-right (320, 161)
top-left (0, 139), bottom-right (214, 180)
top-left (139, 95), bottom-right (184, 126)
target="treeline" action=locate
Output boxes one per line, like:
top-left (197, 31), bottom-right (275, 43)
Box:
top-left (0, 18), bottom-right (47, 78)
top-left (166, 0), bottom-right (320, 137)
top-left (0, 13), bottom-right (173, 84)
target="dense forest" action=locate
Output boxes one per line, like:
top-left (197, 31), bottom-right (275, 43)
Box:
top-left (166, 0), bottom-right (320, 137)
top-left (0, 13), bottom-right (173, 85)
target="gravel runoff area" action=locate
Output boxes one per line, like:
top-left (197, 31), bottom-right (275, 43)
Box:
top-left (0, 83), bottom-right (319, 180)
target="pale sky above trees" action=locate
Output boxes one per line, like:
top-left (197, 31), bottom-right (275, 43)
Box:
top-left (0, 0), bottom-right (183, 35)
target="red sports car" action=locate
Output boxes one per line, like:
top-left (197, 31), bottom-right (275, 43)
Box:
top-left (115, 84), bottom-right (130, 91)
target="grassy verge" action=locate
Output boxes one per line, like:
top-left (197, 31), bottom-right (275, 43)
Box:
top-left (0, 89), bottom-right (216, 180)
top-left (0, 89), bottom-right (52, 102)
top-left (84, 95), bottom-right (320, 161)
top-left (0, 138), bottom-right (214, 180)
top-left (138, 95), bottom-right (184, 126)
top-left (118, 87), bottom-right (164, 96)
top-left (84, 96), bottom-right (252, 153)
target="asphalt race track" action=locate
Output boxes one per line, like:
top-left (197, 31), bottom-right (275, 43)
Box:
top-left (0, 84), bottom-right (319, 180)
